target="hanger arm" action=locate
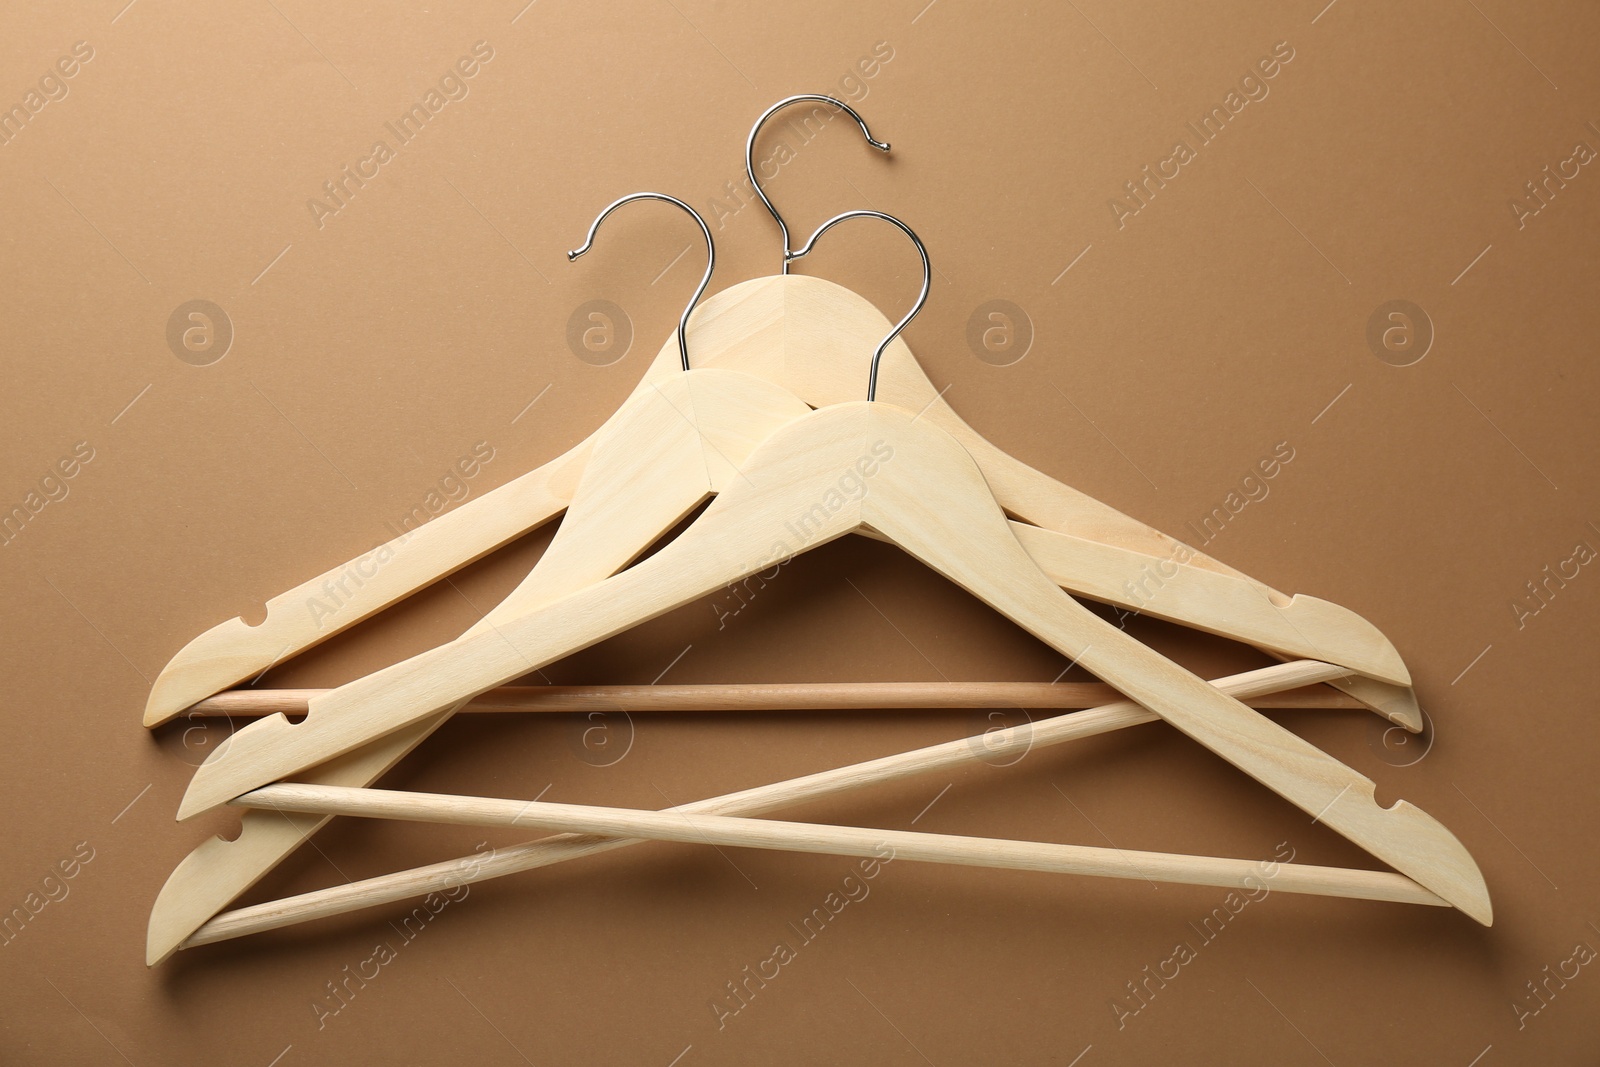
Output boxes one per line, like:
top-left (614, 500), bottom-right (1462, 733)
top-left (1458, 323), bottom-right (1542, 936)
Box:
top-left (857, 522), bottom-right (1409, 688)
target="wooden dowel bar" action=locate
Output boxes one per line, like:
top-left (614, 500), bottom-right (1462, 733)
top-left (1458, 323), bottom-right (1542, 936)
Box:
top-left (183, 680), bottom-right (1363, 717)
top-left (185, 662), bottom-right (1414, 948)
top-left (239, 783), bottom-right (1448, 909)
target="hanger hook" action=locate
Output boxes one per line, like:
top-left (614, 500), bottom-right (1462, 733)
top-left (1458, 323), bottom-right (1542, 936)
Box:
top-left (747, 95), bottom-right (890, 276)
top-left (785, 210), bottom-right (930, 402)
top-left (568, 192), bottom-right (714, 373)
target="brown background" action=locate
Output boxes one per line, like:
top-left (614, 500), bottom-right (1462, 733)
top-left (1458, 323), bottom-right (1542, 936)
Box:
top-left (2, 0), bottom-right (1598, 1063)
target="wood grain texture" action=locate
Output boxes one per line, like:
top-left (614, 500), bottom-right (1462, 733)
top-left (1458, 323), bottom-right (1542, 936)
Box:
top-left (176, 405), bottom-right (1488, 924)
top-left (186, 681), bottom-right (1366, 715)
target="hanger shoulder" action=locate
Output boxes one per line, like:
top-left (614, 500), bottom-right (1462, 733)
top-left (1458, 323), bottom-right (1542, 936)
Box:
top-left (1008, 522), bottom-right (1419, 726)
top-left (853, 516), bottom-right (1410, 694)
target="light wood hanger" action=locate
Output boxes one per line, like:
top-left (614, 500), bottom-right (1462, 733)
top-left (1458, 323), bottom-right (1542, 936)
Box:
top-left (173, 214), bottom-right (1489, 930)
top-left (148, 104), bottom-right (1454, 960)
top-left (177, 400), bottom-right (1487, 914)
top-left (141, 98), bottom-right (1420, 733)
top-left (168, 660), bottom-right (1394, 957)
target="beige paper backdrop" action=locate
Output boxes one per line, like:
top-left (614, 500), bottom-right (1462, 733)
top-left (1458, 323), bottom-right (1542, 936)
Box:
top-left (2, 0), bottom-right (1598, 1063)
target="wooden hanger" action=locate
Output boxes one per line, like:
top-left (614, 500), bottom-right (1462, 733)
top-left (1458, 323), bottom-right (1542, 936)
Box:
top-left (140, 319), bottom-right (1388, 966)
top-left (138, 356), bottom-right (1374, 959)
top-left (152, 199), bottom-right (1472, 959)
top-left (148, 106), bottom-right (1456, 960)
top-left (142, 97), bottom-right (1419, 734)
top-left (173, 212), bottom-right (1490, 931)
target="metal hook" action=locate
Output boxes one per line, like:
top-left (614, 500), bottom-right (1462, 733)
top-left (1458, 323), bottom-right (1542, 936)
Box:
top-left (746, 95), bottom-right (890, 275)
top-left (567, 192), bottom-right (714, 373)
top-left (785, 210), bottom-right (930, 402)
